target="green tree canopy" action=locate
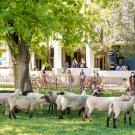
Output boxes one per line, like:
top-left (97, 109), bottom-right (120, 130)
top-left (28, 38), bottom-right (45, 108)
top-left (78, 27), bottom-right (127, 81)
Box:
top-left (0, 0), bottom-right (120, 91)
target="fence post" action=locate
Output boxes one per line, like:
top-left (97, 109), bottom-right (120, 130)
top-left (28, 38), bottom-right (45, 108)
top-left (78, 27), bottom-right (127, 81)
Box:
top-left (56, 77), bottom-right (57, 90)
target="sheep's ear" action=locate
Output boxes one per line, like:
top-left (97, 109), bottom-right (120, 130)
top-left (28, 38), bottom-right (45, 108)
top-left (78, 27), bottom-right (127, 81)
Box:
top-left (59, 92), bottom-right (64, 95)
top-left (48, 91), bottom-right (53, 96)
top-left (123, 92), bottom-right (130, 95)
top-left (40, 96), bottom-right (44, 99)
top-left (22, 91), bottom-right (27, 96)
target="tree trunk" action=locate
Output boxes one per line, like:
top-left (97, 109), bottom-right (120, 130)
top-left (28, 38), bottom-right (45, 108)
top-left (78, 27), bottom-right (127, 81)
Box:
top-left (8, 34), bottom-right (32, 92)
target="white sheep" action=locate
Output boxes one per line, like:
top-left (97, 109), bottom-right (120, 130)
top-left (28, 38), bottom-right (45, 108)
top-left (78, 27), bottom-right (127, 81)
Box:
top-left (0, 89), bottom-right (23, 116)
top-left (48, 91), bottom-right (58, 114)
top-left (27, 92), bottom-right (50, 115)
top-left (7, 91), bottom-right (50, 119)
top-left (84, 92), bottom-right (131, 121)
top-left (0, 93), bottom-right (11, 115)
top-left (56, 91), bottom-right (87, 119)
top-left (106, 95), bottom-right (135, 128)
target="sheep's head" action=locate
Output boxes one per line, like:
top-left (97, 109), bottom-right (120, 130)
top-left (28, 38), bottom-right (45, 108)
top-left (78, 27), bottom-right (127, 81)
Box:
top-left (39, 94), bottom-right (51, 106)
top-left (44, 94), bottom-right (51, 103)
top-left (121, 92), bottom-right (131, 100)
top-left (48, 91), bottom-right (57, 102)
top-left (57, 91), bottom-right (65, 95)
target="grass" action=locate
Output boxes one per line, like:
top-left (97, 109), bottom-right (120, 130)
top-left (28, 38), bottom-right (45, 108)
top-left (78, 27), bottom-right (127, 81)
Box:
top-left (0, 88), bottom-right (135, 135)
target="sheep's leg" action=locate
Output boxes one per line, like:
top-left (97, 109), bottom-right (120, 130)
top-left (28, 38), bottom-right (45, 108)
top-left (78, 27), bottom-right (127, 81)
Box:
top-left (67, 108), bottom-right (70, 114)
top-left (129, 114), bottom-right (131, 125)
top-left (113, 112), bottom-right (119, 128)
top-left (79, 107), bottom-right (85, 117)
top-left (5, 107), bottom-right (10, 116)
top-left (29, 110), bottom-right (33, 118)
top-left (106, 109), bottom-right (113, 127)
top-left (82, 108), bottom-right (89, 121)
top-left (58, 110), bottom-right (64, 119)
top-left (5, 102), bottom-right (10, 116)
top-left (78, 110), bottom-right (81, 116)
top-left (48, 103), bottom-right (53, 114)
top-left (124, 115), bottom-right (126, 124)
top-left (82, 107), bottom-right (89, 120)
top-left (54, 104), bottom-right (57, 116)
top-left (106, 114), bottom-right (110, 127)
top-left (9, 110), bottom-right (12, 118)
top-left (113, 117), bottom-right (117, 128)
top-left (12, 108), bottom-right (16, 119)
top-left (57, 108), bottom-right (64, 119)
top-left (9, 107), bottom-right (16, 119)
top-left (85, 106), bottom-right (93, 121)
top-left (48, 103), bottom-right (51, 112)
top-left (113, 111), bottom-right (120, 128)
top-left (51, 103), bottom-right (54, 114)
top-left (42, 108), bottom-right (46, 116)
top-left (29, 107), bottom-right (34, 118)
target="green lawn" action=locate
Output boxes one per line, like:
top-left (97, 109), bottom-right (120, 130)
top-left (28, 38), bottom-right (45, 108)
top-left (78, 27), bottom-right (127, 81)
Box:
top-left (0, 88), bottom-right (135, 135)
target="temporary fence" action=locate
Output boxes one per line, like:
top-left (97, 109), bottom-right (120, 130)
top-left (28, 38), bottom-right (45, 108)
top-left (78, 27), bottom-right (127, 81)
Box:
top-left (0, 75), bottom-right (126, 91)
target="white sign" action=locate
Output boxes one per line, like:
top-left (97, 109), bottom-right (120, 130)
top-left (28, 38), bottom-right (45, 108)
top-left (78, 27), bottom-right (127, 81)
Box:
top-left (0, 51), bottom-right (9, 67)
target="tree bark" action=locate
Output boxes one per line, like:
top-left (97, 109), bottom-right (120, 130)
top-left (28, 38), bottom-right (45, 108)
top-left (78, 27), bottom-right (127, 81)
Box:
top-left (8, 34), bottom-right (32, 92)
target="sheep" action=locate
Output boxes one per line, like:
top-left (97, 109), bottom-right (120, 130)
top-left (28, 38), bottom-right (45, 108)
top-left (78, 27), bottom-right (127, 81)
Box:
top-left (48, 91), bottom-right (58, 114)
top-left (0, 93), bottom-right (11, 115)
top-left (27, 92), bottom-right (50, 115)
top-left (56, 91), bottom-right (87, 119)
top-left (48, 91), bottom-right (71, 115)
top-left (0, 89), bottom-right (23, 115)
top-left (84, 92), bottom-right (131, 121)
top-left (7, 92), bottom-right (50, 119)
top-left (106, 94), bottom-right (135, 128)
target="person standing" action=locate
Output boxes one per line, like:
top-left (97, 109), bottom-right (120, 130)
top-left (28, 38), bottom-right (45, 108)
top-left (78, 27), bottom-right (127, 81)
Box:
top-left (129, 72), bottom-right (135, 92)
top-left (63, 61), bottom-right (69, 73)
top-left (66, 70), bottom-right (73, 91)
top-left (80, 58), bottom-right (85, 68)
top-left (71, 58), bottom-right (78, 68)
top-left (79, 69), bottom-right (86, 91)
top-left (36, 68), bottom-right (47, 88)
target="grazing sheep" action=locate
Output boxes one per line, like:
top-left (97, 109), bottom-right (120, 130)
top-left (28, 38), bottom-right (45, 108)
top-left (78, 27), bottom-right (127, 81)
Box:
top-left (106, 94), bottom-right (135, 128)
top-left (57, 91), bottom-right (87, 119)
top-left (84, 92), bottom-right (131, 121)
top-left (48, 91), bottom-right (58, 114)
top-left (0, 89), bottom-right (23, 115)
top-left (27, 92), bottom-right (50, 115)
top-left (0, 93), bottom-right (11, 115)
top-left (7, 91), bottom-right (50, 119)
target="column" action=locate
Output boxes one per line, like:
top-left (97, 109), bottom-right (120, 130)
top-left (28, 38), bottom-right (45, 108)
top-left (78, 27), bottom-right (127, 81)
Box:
top-left (86, 45), bottom-right (94, 69)
top-left (54, 40), bottom-right (62, 69)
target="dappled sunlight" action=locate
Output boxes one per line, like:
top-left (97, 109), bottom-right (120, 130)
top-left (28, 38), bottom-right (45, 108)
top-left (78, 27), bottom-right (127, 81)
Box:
top-left (0, 91), bottom-right (135, 135)
top-left (0, 125), bottom-right (15, 134)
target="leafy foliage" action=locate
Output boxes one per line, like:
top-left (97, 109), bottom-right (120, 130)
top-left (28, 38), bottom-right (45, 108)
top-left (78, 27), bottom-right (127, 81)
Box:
top-left (0, 0), bottom-right (120, 61)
